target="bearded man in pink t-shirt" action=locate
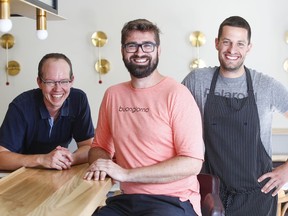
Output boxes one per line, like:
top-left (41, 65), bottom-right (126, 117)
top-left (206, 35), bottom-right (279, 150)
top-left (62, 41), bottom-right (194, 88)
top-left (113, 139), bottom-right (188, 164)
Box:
top-left (84, 18), bottom-right (204, 216)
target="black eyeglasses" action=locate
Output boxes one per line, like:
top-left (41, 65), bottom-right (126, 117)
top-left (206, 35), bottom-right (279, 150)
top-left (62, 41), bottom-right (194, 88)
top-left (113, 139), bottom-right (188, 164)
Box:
top-left (40, 78), bottom-right (72, 87)
top-left (122, 42), bottom-right (158, 53)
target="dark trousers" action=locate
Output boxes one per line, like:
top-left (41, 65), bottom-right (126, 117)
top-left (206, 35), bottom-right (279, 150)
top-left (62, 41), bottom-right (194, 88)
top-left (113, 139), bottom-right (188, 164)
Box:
top-left (93, 194), bottom-right (197, 216)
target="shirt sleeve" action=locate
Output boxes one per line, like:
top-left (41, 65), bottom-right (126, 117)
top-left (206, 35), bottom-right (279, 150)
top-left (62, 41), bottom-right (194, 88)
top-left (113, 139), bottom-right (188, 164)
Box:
top-left (0, 103), bottom-right (26, 152)
top-left (170, 85), bottom-right (204, 160)
top-left (72, 92), bottom-right (95, 142)
top-left (91, 90), bottom-right (115, 157)
top-left (271, 77), bottom-right (288, 113)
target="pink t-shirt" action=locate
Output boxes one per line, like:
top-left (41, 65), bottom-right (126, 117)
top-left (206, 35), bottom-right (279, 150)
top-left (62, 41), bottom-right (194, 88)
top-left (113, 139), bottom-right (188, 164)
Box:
top-left (92, 77), bottom-right (204, 215)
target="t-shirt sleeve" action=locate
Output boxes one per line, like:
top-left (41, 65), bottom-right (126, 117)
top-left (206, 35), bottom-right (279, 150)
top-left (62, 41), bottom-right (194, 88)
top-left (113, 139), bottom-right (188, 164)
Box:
top-left (91, 90), bottom-right (115, 157)
top-left (271, 78), bottom-right (288, 113)
top-left (170, 85), bottom-right (204, 160)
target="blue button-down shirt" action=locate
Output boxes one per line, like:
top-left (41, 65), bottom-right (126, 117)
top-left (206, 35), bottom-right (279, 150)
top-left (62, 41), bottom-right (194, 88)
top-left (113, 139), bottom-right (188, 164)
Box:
top-left (0, 88), bottom-right (94, 154)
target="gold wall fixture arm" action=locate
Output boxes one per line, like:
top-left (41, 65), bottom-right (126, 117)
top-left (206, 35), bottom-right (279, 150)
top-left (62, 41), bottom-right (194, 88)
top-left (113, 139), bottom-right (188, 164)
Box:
top-left (189, 31), bottom-right (206, 69)
top-left (0, 33), bottom-right (20, 85)
top-left (91, 31), bottom-right (110, 84)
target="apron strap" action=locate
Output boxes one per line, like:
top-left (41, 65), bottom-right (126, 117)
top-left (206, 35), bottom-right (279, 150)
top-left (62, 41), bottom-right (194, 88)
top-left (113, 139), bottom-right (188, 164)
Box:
top-left (210, 66), bottom-right (254, 97)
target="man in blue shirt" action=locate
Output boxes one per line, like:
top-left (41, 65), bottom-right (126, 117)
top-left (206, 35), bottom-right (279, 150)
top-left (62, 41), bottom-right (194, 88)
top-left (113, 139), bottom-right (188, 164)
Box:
top-left (0, 53), bottom-right (94, 170)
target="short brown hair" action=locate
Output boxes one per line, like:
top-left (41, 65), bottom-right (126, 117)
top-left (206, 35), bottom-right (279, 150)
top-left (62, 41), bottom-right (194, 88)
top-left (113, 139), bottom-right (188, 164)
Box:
top-left (121, 19), bottom-right (161, 45)
top-left (38, 53), bottom-right (73, 78)
top-left (218, 16), bottom-right (251, 44)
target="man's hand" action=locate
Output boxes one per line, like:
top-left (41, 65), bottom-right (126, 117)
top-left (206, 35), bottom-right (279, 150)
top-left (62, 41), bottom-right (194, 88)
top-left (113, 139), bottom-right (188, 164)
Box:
top-left (39, 146), bottom-right (73, 170)
top-left (83, 158), bottom-right (127, 182)
top-left (258, 162), bottom-right (288, 196)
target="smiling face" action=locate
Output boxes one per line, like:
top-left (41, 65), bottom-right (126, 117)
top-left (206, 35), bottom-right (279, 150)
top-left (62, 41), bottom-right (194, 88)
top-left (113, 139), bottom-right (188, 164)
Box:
top-left (37, 58), bottom-right (74, 112)
top-left (215, 26), bottom-right (252, 77)
top-left (122, 31), bottom-right (160, 78)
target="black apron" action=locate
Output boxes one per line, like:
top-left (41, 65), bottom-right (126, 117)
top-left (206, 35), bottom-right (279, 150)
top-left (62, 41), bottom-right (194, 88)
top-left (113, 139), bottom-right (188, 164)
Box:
top-left (203, 67), bottom-right (277, 216)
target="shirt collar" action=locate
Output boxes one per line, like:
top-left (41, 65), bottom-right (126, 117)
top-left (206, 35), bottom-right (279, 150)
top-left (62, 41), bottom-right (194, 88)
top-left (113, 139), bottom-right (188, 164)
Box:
top-left (39, 97), bottom-right (70, 119)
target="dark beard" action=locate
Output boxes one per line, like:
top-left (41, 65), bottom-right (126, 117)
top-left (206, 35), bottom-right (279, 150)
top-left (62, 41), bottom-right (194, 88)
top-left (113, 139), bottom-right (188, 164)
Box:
top-left (218, 55), bottom-right (244, 72)
top-left (221, 62), bottom-right (243, 72)
top-left (123, 55), bottom-right (159, 78)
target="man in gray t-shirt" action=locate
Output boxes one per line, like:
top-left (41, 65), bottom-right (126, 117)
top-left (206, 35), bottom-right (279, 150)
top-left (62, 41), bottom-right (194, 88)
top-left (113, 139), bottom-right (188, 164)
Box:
top-left (183, 66), bottom-right (288, 157)
top-left (182, 16), bottom-right (288, 216)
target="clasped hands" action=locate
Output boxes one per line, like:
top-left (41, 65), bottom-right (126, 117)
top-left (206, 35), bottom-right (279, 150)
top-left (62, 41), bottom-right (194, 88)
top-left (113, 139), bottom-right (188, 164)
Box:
top-left (41, 146), bottom-right (73, 170)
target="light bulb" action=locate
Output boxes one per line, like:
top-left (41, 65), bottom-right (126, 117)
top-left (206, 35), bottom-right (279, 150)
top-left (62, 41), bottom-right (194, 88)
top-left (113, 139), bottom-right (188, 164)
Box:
top-left (0, 19), bottom-right (12, 32)
top-left (36, 30), bottom-right (48, 40)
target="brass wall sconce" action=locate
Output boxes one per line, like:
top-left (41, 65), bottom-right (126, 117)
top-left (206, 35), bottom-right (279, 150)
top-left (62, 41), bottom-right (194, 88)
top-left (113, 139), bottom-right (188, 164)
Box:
top-left (0, 33), bottom-right (20, 85)
top-left (91, 31), bottom-right (110, 84)
top-left (189, 31), bottom-right (206, 70)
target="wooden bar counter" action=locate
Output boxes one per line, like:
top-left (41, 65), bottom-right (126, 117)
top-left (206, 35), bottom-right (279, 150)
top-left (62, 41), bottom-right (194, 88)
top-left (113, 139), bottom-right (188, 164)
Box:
top-left (0, 163), bottom-right (112, 216)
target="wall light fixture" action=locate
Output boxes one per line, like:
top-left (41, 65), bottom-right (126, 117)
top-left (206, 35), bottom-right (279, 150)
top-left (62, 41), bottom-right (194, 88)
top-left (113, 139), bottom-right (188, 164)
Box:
top-left (0, 0), bottom-right (12, 33)
top-left (91, 31), bottom-right (110, 84)
top-left (189, 31), bottom-right (206, 70)
top-left (0, 33), bottom-right (20, 85)
top-left (36, 8), bottom-right (48, 40)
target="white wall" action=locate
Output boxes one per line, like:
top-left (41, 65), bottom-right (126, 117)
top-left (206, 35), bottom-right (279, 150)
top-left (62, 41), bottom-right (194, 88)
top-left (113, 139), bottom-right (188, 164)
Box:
top-left (1, 0), bottom-right (288, 130)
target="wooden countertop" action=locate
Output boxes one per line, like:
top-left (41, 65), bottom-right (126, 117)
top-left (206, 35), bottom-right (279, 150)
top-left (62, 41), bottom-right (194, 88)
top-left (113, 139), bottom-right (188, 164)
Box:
top-left (272, 128), bottom-right (288, 135)
top-left (0, 163), bottom-right (112, 216)
top-left (272, 154), bottom-right (288, 162)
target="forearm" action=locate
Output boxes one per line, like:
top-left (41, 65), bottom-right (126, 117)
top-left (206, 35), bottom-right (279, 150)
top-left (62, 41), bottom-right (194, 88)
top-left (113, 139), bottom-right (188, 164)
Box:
top-left (71, 145), bottom-right (90, 165)
top-left (71, 139), bottom-right (93, 165)
top-left (0, 151), bottom-right (42, 170)
top-left (85, 150), bottom-right (202, 184)
top-left (124, 156), bottom-right (203, 184)
top-left (88, 146), bottom-right (112, 164)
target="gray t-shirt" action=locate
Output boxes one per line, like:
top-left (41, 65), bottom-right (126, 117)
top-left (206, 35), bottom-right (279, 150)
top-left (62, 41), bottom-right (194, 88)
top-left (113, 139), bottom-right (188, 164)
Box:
top-left (182, 66), bottom-right (288, 156)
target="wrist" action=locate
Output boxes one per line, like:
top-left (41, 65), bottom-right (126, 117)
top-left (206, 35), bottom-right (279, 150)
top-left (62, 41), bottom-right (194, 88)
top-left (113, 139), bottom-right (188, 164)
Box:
top-left (30, 154), bottom-right (43, 168)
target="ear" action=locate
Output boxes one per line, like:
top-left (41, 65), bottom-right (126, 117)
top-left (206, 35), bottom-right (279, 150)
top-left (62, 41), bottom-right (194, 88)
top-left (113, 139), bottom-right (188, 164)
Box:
top-left (70, 75), bottom-right (75, 84)
top-left (215, 38), bottom-right (220, 51)
top-left (157, 45), bottom-right (161, 55)
top-left (121, 47), bottom-right (125, 56)
top-left (37, 77), bottom-right (42, 88)
top-left (247, 43), bottom-right (252, 53)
